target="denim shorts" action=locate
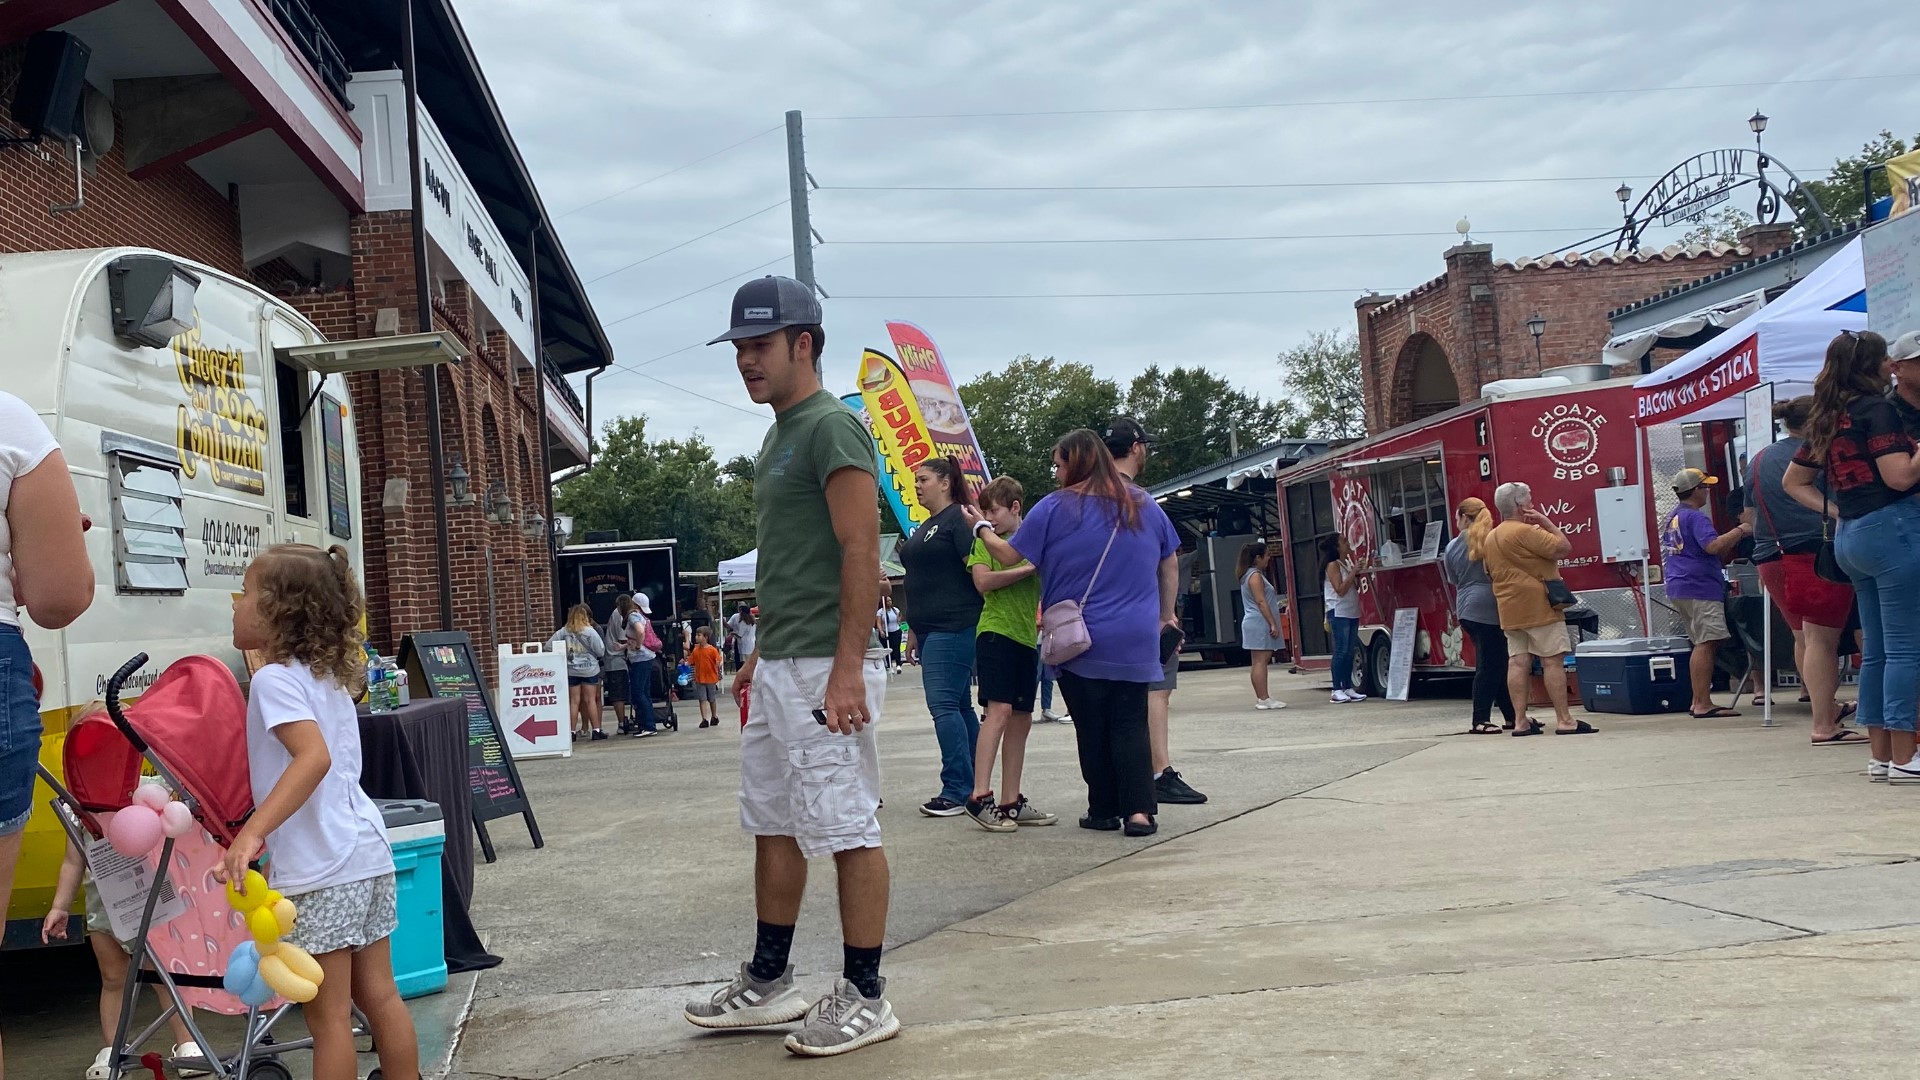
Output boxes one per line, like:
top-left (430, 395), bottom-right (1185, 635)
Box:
top-left (0, 624), bottom-right (44, 837)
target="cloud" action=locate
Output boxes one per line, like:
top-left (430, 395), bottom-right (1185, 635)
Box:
top-left (458, 0), bottom-right (1919, 458)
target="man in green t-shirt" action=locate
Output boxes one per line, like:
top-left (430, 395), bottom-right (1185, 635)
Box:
top-left (684, 276), bottom-right (899, 1058)
top-left (961, 477), bottom-right (1059, 832)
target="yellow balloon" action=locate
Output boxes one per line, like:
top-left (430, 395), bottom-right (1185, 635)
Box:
top-left (277, 945), bottom-right (323, 984)
top-left (248, 906), bottom-right (280, 946)
top-left (259, 955), bottom-right (319, 1003)
top-left (226, 870), bottom-right (272, 912)
top-left (256, 939), bottom-right (281, 958)
top-left (271, 898), bottom-right (298, 934)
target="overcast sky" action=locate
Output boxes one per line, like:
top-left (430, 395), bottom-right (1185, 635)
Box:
top-left (458, 0), bottom-right (1920, 460)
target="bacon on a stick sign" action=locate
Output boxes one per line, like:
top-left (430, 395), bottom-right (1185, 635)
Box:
top-left (1635, 333), bottom-right (1760, 426)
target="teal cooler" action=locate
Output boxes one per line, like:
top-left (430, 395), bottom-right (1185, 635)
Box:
top-left (1574, 636), bottom-right (1693, 714)
top-left (380, 799), bottom-right (448, 998)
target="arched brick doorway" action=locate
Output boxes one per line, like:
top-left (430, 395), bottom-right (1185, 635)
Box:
top-left (1389, 333), bottom-right (1461, 427)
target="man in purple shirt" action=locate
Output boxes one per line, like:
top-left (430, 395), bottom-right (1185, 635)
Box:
top-left (1662, 468), bottom-right (1751, 719)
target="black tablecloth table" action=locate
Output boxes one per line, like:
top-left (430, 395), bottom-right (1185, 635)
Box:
top-left (358, 699), bottom-right (502, 973)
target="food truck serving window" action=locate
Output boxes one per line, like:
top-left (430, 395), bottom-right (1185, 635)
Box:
top-left (1341, 453), bottom-right (1450, 562)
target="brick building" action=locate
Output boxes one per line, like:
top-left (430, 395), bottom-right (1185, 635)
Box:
top-left (1354, 224), bottom-right (1797, 433)
top-left (0, 0), bottom-right (610, 681)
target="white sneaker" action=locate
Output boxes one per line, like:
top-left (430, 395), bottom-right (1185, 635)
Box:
top-left (86, 1047), bottom-right (114, 1080)
top-left (1255, 698), bottom-right (1288, 710)
top-left (685, 963), bottom-right (811, 1029)
top-left (1347, 690), bottom-right (1369, 702)
top-left (1330, 691), bottom-right (1349, 703)
top-left (1869, 760), bottom-right (1890, 783)
top-left (1887, 759), bottom-right (1920, 785)
top-left (171, 1041), bottom-right (211, 1078)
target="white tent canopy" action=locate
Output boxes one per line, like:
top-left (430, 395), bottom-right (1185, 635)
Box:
top-left (1605, 289), bottom-right (1766, 369)
top-left (1634, 238), bottom-right (1868, 427)
top-left (717, 550), bottom-right (757, 586)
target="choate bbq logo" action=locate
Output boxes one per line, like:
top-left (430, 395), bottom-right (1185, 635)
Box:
top-left (1532, 401), bottom-right (1606, 481)
top-left (173, 317), bottom-right (270, 495)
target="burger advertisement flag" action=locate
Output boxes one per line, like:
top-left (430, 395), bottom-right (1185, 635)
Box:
top-left (854, 323), bottom-right (991, 533)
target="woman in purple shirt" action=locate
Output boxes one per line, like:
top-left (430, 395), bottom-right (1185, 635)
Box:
top-left (967, 430), bottom-right (1180, 837)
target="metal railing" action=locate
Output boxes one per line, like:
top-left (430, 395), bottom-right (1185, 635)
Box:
top-left (269, 0), bottom-right (352, 111)
top-left (543, 352), bottom-right (584, 421)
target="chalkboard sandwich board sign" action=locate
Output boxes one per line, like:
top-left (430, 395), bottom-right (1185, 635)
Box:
top-left (399, 631), bottom-right (543, 862)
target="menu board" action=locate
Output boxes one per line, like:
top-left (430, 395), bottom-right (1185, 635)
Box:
top-left (321, 394), bottom-right (352, 539)
top-left (399, 631), bottom-right (541, 860)
top-left (1865, 208), bottom-right (1920, 340)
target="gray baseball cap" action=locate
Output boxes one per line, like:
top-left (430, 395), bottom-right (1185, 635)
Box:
top-left (1890, 330), bottom-right (1920, 363)
top-left (708, 275), bottom-right (823, 345)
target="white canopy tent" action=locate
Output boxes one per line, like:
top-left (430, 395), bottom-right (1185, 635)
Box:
top-left (1605, 289), bottom-right (1767, 370)
top-left (717, 550), bottom-right (757, 586)
top-left (1631, 236), bottom-right (1869, 726)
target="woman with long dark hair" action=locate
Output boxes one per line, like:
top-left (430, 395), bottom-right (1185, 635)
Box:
top-left (968, 430), bottom-right (1180, 837)
top-left (1444, 497), bottom-right (1515, 734)
top-left (899, 455), bottom-right (986, 816)
top-left (1784, 331), bottom-right (1920, 780)
top-left (1237, 541), bottom-right (1286, 710)
top-left (1323, 535), bottom-right (1364, 703)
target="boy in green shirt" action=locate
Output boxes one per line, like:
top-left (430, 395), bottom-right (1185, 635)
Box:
top-left (962, 477), bottom-right (1057, 831)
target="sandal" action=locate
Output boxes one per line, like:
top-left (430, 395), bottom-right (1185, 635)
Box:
top-left (1689, 707), bottom-right (1742, 719)
top-left (1469, 723), bottom-right (1503, 735)
top-left (1555, 720), bottom-right (1600, 735)
top-left (1512, 720), bottom-right (1544, 737)
top-left (1837, 701), bottom-right (1858, 722)
top-left (1812, 728), bottom-right (1867, 745)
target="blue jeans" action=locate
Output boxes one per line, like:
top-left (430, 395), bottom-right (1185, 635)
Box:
top-left (1835, 499), bottom-right (1920, 733)
top-left (0, 624), bottom-right (42, 836)
top-left (1038, 653), bottom-right (1055, 712)
top-left (632, 660), bottom-right (658, 733)
top-left (1329, 616), bottom-right (1360, 691)
top-left (918, 630), bottom-right (980, 802)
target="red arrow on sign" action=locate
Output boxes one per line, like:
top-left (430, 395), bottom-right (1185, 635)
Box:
top-left (515, 716), bottom-right (558, 742)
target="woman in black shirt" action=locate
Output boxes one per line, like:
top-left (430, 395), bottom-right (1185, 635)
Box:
top-left (899, 456), bottom-right (985, 816)
top-left (1784, 330), bottom-right (1920, 780)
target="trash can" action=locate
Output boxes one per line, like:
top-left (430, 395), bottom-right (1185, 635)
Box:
top-left (1574, 637), bottom-right (1693, 714)
top-left (380, 799), bottom-right (447, 999)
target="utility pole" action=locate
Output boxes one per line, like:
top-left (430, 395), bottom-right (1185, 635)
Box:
top-left (785, 110), bottom-right (816, 292)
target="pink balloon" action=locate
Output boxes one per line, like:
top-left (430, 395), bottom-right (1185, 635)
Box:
top-left (131, 785), bottom-right (169, 811)
top-left (108, 805), bottom-right (164, 856)
top-left (161, 801), bottom-right (195, 839)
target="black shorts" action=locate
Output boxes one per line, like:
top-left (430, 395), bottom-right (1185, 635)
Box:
top-left (603, 667), bottom-right (629, 702)
top-left (976, 632), bottom-right (1039, 713)
top-left (568, 674), bottom-right (601, 687)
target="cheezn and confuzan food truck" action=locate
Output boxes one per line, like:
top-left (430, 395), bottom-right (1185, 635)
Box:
top-left (1274, 375), bottom-right (1674, 697)
top-left (0, 248), bottom-right (444, 946)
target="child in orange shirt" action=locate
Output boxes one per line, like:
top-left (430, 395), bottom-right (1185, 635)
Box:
top-left (689, 627), bottom-right (725, 729)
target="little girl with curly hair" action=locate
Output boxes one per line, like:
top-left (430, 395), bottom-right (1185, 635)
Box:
top-left (221, 544), bottom-right (418, 1080)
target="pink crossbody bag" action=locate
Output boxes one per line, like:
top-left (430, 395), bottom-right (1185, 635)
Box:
top-left (1039, 518), bottom-right (1121, 666)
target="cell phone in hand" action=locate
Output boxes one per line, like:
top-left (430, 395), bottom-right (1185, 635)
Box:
top-left (1159, 624), bottom-right (1184, 666)
top-left (811, 708), bottom-right (829, 726)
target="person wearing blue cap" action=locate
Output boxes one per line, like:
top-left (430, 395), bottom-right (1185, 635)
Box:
top-left (683, 278), bottom-right (900, 1057)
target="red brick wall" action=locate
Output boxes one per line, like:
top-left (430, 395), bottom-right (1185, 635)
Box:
top-left (1356, 232), bottom-right (1794, 433)
top-left (0, 45), bottom-right (243, 273)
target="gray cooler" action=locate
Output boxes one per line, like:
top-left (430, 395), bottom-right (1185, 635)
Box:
top-left (1574, 636), bottom-right (1693, 714)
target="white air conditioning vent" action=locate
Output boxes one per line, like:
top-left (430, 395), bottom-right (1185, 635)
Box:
top-left (110, 451), bottom-right (189, 594)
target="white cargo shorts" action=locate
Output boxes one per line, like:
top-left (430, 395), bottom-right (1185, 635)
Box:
top-left (740, 653), bottom-right (887, 858)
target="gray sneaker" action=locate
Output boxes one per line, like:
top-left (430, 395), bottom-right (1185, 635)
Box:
top-left (1001, 795), bottom-right (1058, 827)
top-left (783, 977), bottom-right (901, 1057)
top-left (684, 963), bottom-right (810, 1029)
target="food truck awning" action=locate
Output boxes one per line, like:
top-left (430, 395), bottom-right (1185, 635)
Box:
top-left (1603, 290), bottom-right (1765, 368)
top-left (1633, 237), bottom-right (1868, 427)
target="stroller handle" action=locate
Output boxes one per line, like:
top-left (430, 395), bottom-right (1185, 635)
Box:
top-left (104, 652), bottom-right (151, 753)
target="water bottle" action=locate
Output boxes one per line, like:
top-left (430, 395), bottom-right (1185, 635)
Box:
top-left (366, 647), bottom-right (391, 713)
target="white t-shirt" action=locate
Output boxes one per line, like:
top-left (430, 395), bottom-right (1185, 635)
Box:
top-left (0, 392), bottom-right (59, 628)
top-left (246, 661), bottom-right (393, 896)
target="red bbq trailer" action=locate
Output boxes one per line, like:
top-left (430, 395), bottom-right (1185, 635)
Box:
top-left (1274, 376), bottom-right (1674, 696)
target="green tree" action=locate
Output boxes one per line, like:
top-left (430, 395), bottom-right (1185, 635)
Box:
top-left (1790, 129), bottom-right (1918, 236)
top-left (554, 416), bottom-right (757, 572)
top-left (1277, 330), bottom-right (1364, 440)
top-left (1120, 364), bottom-right (1296, 485)
top-left (958, 355), bottom-right (1121, 498)
top-left (1680, 206), bottom-right (1753, 247)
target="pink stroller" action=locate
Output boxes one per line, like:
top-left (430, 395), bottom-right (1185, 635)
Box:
top-left (41, 652), bottom-right (374, 1080)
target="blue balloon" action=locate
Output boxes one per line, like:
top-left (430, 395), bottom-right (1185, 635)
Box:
top-left (223, 942), bottom-right (259, 995)
top-left (238, 977), bottom-right (275, 1009)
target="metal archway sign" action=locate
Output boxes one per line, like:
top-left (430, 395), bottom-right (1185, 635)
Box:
top-left (1615, 148), bottom-right (1831, 252)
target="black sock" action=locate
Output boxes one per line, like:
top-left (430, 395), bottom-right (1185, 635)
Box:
top-left (748, 920), bottom-right (795, 982)
top-left (843, 943), bottom-right (883, 999)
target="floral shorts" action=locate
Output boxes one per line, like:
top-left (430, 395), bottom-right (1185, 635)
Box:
top-left (286, 873), bottom-right (398, 956)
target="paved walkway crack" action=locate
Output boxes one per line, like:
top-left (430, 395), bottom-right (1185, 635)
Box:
top-left (1623, 889), bottom-right (1823, 935)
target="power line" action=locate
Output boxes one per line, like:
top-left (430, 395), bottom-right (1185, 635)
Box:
top-left (583, 199), bottom-right (789, 285)
top-left (826, 226), bottom-right (1618, 247)
top-left (813, 72), bottom-right (1920, 121)
top-left (624, 369), bottom-right (763, 418)
top-left (602, 251), bottom-right (794, 329)
top-left (821, 175), bottom-right (1656, 193)
top-left (555, 125), bottom-right (782, 218)
top-left (833, 287), bottom-right (1395, 300)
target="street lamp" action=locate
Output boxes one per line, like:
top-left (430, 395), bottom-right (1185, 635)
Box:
top-left (1526, 313), bottom-right (1547, 366)
top-left (1748, 110), bottom-right (1768, 136)
top-left (1616, 182), bottom-right (1632, 211)
top-left (523, 506), bottom-right (546, 540)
